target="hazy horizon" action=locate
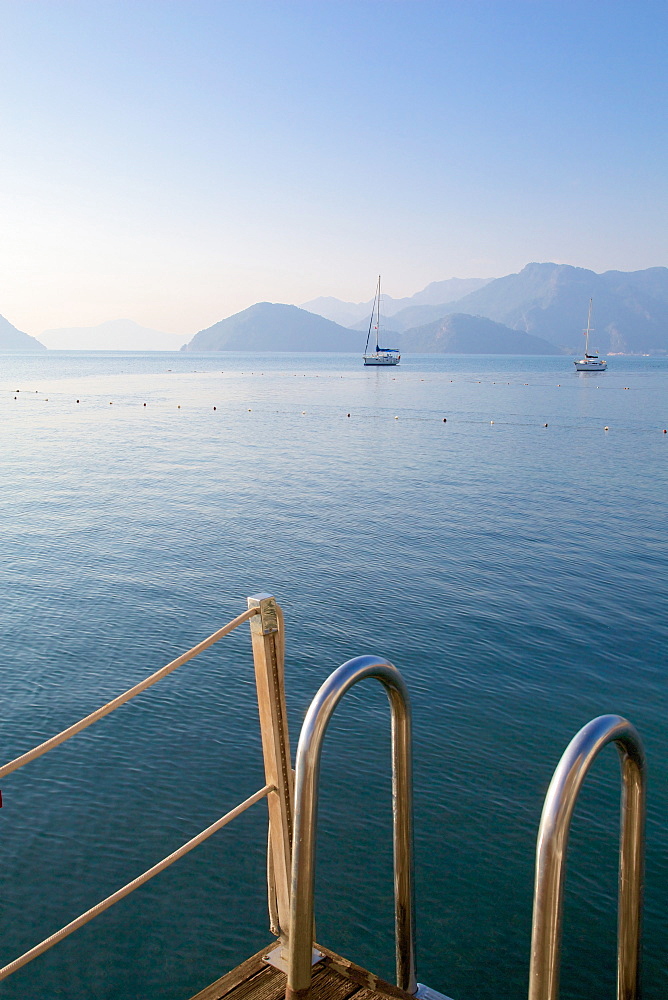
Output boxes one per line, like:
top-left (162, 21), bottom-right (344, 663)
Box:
top-left (1, 1), bottom-right (666, 338)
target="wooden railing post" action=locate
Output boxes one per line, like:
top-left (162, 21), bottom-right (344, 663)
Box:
top-left (248, 594), bottom-right (293, 945)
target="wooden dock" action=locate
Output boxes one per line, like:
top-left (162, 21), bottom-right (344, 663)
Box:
top-left (190, 942), bottom-right (415, 1000)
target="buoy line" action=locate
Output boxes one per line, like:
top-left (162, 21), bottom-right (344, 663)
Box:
top-left (3, 392), bottom-right (665, 434)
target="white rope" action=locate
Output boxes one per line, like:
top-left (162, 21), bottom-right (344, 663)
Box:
top-left (0, 607), bottom-right (260, 780)
top-left (0, 783), bottom-right (274, 981)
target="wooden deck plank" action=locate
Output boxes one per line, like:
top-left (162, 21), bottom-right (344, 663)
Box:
top-left (307, 964), bottom-right (361, 1000)
top-left (188, 941), bottom-right (415, 1000)
top-left (188, 944), bottom-right (275, 1000)
top-left (315, 945), bottom-right (414, 1000)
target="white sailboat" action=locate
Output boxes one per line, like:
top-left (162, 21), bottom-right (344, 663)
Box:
top-left (574, 299), bottom-right (607, 371)
top-left (363, 276), bottom-right (400, 366)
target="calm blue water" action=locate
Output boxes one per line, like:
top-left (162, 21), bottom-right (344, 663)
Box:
top-left (1, 351), bottom-right (666, 1000)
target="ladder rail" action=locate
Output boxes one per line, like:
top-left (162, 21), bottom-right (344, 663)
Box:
top-left (286, 655), bottom-right (416, 1000)
top-left (528, 714), bottom-right (646, 1000)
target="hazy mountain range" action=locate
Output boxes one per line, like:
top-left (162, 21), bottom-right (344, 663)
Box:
top-left (182, 305), bottom-right (560, 355)
top-left (301, 262), bottom-right (668, 354)
top-left (426, 262), bottom-right (668, 353)
top-left (39, 319), bottom-right (185, 351)
top-left (2, 263), bottom-right (668, 354)
top-left (301, 276), bottom-right (491, 327)
top-left (183, 263), bottom-right (668, 355)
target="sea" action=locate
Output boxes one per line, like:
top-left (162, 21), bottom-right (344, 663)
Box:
top-left (1, 350), bottom-right (666, 1000)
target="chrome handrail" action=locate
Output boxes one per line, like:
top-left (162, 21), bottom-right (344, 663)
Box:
top-left (286, 655), bottom-right (416, 1000)
top-left (528, 714), bottom-right (646, 1000)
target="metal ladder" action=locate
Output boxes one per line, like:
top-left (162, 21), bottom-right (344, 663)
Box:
top-left (528, 714), bottom-right (646, 1000)
top-left (283, 660), bottom-right (646, 1000)
top-left (282, 653), bottom-right (454, 1000)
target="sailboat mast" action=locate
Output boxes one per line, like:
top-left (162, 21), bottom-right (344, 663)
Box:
top-left (375, 275), bottom-right (381, 351)
top-left (365, 280), bottom-right (376, 356)
top-left (585, 298), bottom-right (593, 355)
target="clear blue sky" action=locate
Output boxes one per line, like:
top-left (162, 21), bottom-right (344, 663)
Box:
top-left (1, 0), bottom-right (666, 335)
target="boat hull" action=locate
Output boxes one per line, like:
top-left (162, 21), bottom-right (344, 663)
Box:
top-left (574, 359), bottom-right (607, 371)
top-left (364, 354), bottom-right (400, 366)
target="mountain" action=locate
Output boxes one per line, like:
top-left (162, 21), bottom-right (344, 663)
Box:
top-left (352, 302), bottom-right (466, 333)
top-left (39, 319), bottom-right (185, 351)
top-left (181, 300), bottom-right (559, 355)
top-left (441, 263), bottom-right (668, 353)
top-left (298, 296), bottom-right (369, 329)
top-left (301, 276), bottom-right (492, 325)
top-left (0, 314), bottom-right (46, 351)
top-left (182, 303), bottom-right (362, 352)
top-left (400, 313), bottom-right (561, 354)
top-left (399, 277), bottom-right (493, 307)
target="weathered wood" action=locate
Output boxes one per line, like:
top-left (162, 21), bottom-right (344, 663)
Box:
top-left (187, 943), bottom-right (274, 1000)
top-left (188, 942), bottom-right (416, 1000)
top-left (248, 595), bottom-right (294, 941)
top-left (315, 945), bottom-right (415, 1000)
top-left (306, 964), bottom-right (360, 1000)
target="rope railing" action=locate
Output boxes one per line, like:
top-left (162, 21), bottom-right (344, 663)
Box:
top-left (0, 783), bottom-right (274, 982)
top-left (0, 601), bottom-right (276, 983)
top-left (0, 606), bottom-right (259, 781)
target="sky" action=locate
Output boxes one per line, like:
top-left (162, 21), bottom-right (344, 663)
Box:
top-left (1, 0), bottom-right (667, 337)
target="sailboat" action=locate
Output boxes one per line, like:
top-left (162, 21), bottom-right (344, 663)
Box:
top-left (574, 298), bottom-right (607, 371)
top-left (363, 276), bottom-right (400, 366)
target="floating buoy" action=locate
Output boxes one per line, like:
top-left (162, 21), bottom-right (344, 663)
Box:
top-left (604, 426), bottom-right (609, 431)
top-left (178, 405), bottom-right (181, 409)
top-left (394, 415), bottom-right (399, 419)
top-left (347, 413), bottom-right (350, 417)
top-left (663, 429), bottom-right (666, 433)
top-left (213, 406), bottom-right (216, 411)
top-left (443, 418), bottom-right (447, 422)
top-left (109, 401), bottom-right (112, 405)
top-left (543, 423), bottom-right (548, 427)
top-left (490, 420), bottom-right (494, 424)
top-left (302, 411), bottom-right (306, 415)
top-left (143, 403), bottom-right (146, 407)
top-left (76, 399), bottom-right (79, 403)
top-left (248, 408), bottom-right (252, 411)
